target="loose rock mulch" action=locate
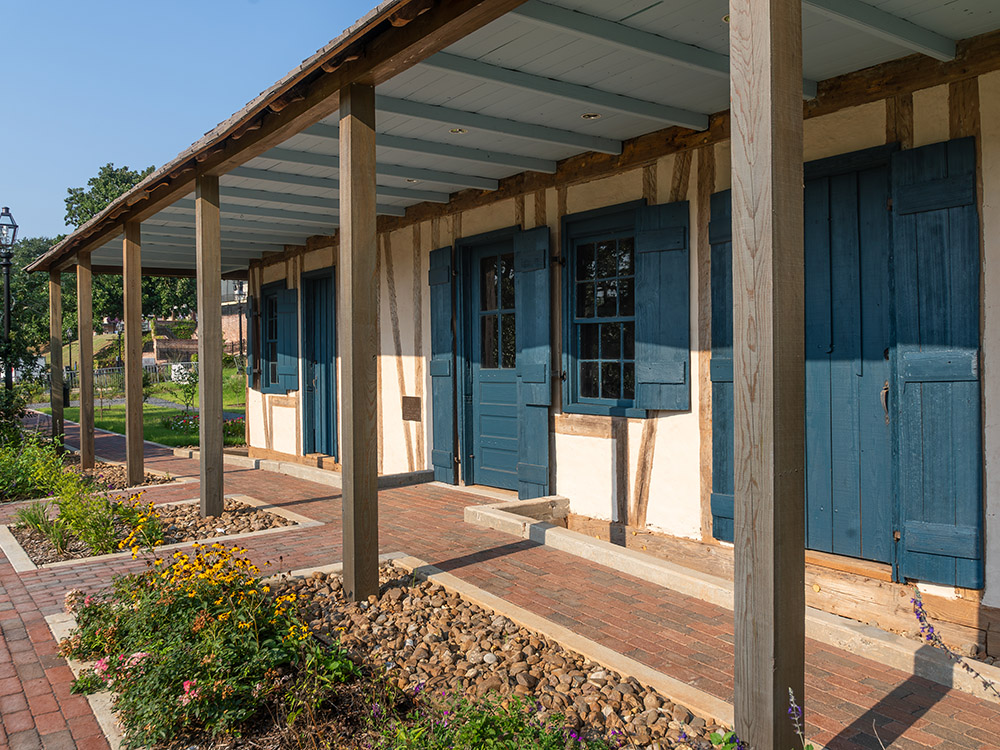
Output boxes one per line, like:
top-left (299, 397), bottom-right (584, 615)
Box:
top-left (278, 564), bottom-right (725, 749)
top-left (63, 454), bottom-right (174, 490)
top-left (11, 497), bottom-right (295, 566)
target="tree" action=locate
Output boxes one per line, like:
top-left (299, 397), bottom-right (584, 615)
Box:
top-left (63, 163), bottom-right (198, 325)
top-left (2, 236), bottom-right (58, 372)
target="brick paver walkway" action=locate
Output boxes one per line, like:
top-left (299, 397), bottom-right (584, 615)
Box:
top-left (1, 416), bottom-right (997, 749)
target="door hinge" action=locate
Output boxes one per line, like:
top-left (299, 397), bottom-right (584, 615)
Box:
top-left (893, 530), bottom-right (901, 542)
top-left (552, 254), bottom-right (566, 267)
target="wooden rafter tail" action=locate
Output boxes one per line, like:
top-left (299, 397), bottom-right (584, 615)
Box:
top-left (125, 190), bottom-right (150, 207)
top-left (168, 161), bottom-right (197, 180)
top-left (320, 53), bottom-right (361, 73)
top-left (269, 86), bottom-right (308, 113)
top-left (195, 143), bottom-right (227, 163)
top-left (389, 0), bottom-right (434, 27)
top-left (231, 115), bottom-right (265, 141)
top-left (147, 180), bottom-right (173, 194)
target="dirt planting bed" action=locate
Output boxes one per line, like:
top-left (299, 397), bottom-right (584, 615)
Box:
top-left (279, 564), bottom-right (723, 749)
top-left (11, 497), bottom-right (294, 566)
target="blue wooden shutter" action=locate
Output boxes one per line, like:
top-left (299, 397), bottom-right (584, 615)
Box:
top-left (245, 293), bottom-right (256, 385)
top-left (893, 137), bottom-right (983, 589)
top-left (428, 246), bottom-right (456, 483)
top-left (709, 190), bottom-right (734, 542)
top-left (634, 201), bottom-right (690, 410)
top-left (514, 226), bottom-right (552, 499)
top-left (276, 287), bottom-right (299, 392)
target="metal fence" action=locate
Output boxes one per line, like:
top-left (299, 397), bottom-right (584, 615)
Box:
top-left (58, 362), bottom-right (196, 392)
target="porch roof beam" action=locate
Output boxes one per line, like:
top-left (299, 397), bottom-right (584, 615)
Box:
top-left (220, 185), bottom-right (407, 217)
top-left (803, 0), bottom-right (955, 61)
top-left (167, 201), bottom-right (338, 227)
top-left (306, 123), bottom-right (558, 173)
top-left (122, 242), bottom-right (266, 258)
top-left (421, 52), bottom-right (709, 130)
top-left (375, 94), bottom-right (622, 155)
top-left (90, 264), bottom-right (249, 280)
top-left (227, 166), bottom-right (451, 203)
top-left (148, 213), bottom-right (321, 234)
top-left (510, 0), bottom-right (819, 98)
top-left (140, 224), bottom-right (311, 246)
top-left (259, 147), bottom-right (500, 190)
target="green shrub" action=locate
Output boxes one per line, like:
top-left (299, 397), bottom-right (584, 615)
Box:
top-left (62, 544), bottom-right (358, 749)
top-left (55, 485), bottom-right (118, 554)
top-left (173, 321), bottom-right (196, 339)
top-left (0, 433), bottom-right (79, 502)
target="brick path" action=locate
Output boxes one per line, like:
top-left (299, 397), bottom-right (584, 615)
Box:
top-left (1, 417), bottom-right (997, 749)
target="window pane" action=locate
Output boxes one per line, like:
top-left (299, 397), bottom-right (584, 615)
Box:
top-left (580, 361), bottom-right (599, 398)
top-left (501, 313), bottom-right (516, 369)
top-left (500, 254), bottom-right (515, 309)
top-left (580, 323), bottom-right (599, 359)
top-left (480, 256), bottom-right (498, 311)
top-left (619, 278), bottom-right (634, 316)
top-left (577, 282), bottom-right (595, 318)
top-left (619, 238), bottom-right (634, 274)
top-left (268, 341), bottom-right (278, 384)
top-left (623, 363), bottom-right (635, 400)
top-left (596, 281), bottom-right (617, 318)
top-left (267, 298), bottom-right (277, 340)
top-left (601, 323), bottom-right (620, 360)
top-left (481, 315), bottom-right (498, 369)
top-left (601, 362), bottom-right (621, 400)
top-left (623, 322), bottom-right (635, 360)
top-left (596, 240), bottom-right (617, 278)
top-left (576, 243), bottom-right (595, 281)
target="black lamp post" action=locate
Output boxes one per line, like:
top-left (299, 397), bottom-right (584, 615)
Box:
top-left (234, 280), bottom-right (247, 360)
top-left (0, 207), bottom-right (18, 391)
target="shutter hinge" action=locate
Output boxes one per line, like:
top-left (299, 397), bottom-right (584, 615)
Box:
top-left (552, 254), bottom-right (565, 267)
top-left (559, 370), bottom-right (567, 382)
top-left (454, 455), bottom-right (461, 466)
top-left (893, 530), bottom-right (901, 542)
top-left (887, 197), bottom-right (894, 211)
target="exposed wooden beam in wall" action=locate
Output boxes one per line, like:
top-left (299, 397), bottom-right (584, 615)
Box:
top-left (510, 0), bottom-right (818, 98)
top-left (196, 176), bottom-right (225, 518)
top-left (803, 0), bottom-right (955, 62)
top-left (375, 94), bottom-right (622, 155)
top-left (339, 82), bottom-right (380, 603)
top-left (422, 53), bottom-right (709, 130)
top-left (123, 222), bottom-right (144, 486)
top-left (729, 0), bottom-right (805, 746)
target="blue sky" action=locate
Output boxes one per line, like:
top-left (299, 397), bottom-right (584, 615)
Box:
top-left (0, 0), bottom-right (372, 240)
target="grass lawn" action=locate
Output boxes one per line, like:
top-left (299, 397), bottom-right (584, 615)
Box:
top-left (43, 334), bottom-right (118, 367)
top-left (147, 366), bottom-right (246, 410)
top-left (42, 405), bottom-right (246, 448)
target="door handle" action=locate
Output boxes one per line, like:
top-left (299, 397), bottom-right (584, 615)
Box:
top-left (880, 381), bottom-right (889, 425)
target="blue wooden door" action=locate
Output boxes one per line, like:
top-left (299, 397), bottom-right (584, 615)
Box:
top-left (803, 153), bottom-right (893, 563)
top-left (893, 138), bottom-right (983, 589)
top-left (303, 273), bottom-right (336, 457)
top-left (469, 239), bottom-right (520, 491)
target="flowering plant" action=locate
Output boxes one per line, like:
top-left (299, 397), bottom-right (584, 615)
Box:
top-left (61, 543), bottom-right (357, 748)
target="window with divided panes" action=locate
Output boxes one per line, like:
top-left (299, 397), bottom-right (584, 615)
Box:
top-left (479, 252), bottom-right (516, 369)
top-left (573, 234), bottom-right (635, 403)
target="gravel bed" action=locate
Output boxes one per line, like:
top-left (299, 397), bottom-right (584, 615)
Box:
top-left (63, 454), bottom-right (173, 490)
top-left (279, 564), bottom-right (725, 748)
top-left (11, 497), bottom-right (295, 565)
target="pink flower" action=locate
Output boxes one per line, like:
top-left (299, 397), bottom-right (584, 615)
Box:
top-left (93, 657), bottom-right (109, 676)
top-left (178, 679), bottom-right (201, 706)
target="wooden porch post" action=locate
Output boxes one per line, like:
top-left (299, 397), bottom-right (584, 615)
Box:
top-left (339, 82), bottom-right (379, 602)
top-left (48, 272), bottom-right (63, 443)
top-left (729, 0), bottom-right (805, 747)
top-left (196, 175), bottom-right (224, 517)
top-left (77, 253), bottom-right (95, 469)
top-left (124, 222), bottom-right (144, 486)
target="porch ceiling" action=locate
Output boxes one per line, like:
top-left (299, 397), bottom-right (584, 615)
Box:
top-left (78, 0), bottom-right (1000, 276)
